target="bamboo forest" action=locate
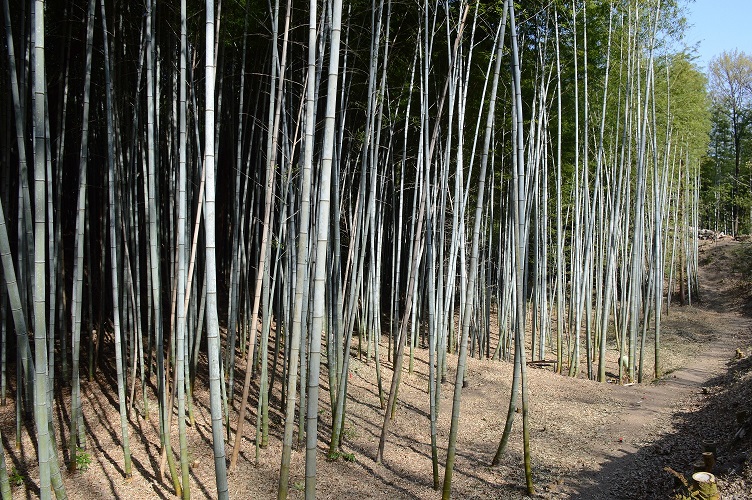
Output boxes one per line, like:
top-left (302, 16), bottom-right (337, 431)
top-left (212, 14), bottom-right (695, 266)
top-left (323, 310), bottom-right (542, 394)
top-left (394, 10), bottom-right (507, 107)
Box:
top-left (3, 0), bottom-right (752, 497)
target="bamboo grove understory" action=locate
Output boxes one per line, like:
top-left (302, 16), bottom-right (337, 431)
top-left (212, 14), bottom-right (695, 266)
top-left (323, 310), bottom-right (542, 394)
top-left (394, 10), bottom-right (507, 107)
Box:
top-left (0, 0), bottom-right (710, 497)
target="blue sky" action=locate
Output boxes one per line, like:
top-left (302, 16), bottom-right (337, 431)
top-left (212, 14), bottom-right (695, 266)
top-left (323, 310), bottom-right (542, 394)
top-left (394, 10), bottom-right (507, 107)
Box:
top-left (683, 0), bottom-right (752, 71)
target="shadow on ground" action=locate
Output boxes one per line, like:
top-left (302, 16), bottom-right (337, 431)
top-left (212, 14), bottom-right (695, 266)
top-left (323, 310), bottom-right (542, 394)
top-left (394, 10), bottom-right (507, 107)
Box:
top-left (570, 341), bottom-right (752, 499)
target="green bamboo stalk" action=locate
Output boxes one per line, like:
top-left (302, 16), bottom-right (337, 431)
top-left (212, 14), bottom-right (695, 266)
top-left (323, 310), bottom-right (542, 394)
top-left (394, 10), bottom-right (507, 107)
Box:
top-left (100, 0), bottom-right (131, 477)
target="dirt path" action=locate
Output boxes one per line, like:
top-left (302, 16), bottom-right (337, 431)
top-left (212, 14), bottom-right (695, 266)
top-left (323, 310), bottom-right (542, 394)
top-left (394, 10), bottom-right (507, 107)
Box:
top-left (569, 239), bottom-right (752, 499)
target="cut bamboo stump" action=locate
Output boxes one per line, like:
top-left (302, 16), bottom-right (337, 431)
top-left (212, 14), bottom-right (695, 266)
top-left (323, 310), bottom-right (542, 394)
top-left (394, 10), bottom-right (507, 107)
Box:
top-left (691, 472), bottom-right (719, 500)
top-left (702, 441), bottom-right (717, 457)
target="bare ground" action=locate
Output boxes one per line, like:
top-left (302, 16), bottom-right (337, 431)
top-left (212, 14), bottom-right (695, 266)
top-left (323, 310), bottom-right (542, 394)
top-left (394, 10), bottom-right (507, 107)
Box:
top-left (3, 238), bottom-right (752, 499)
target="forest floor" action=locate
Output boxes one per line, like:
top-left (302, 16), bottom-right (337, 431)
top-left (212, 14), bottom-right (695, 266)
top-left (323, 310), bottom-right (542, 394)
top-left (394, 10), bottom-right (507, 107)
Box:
top-left (2, 238), bottom-right (752, 499)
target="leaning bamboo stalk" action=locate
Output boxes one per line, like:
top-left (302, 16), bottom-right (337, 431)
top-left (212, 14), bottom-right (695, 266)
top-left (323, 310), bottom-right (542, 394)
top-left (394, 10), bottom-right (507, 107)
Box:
top-left (443, 2), bottom-right (506, 496)
top-left (68, 0), bottom-right (95, 469)
top-left (509, 3), bottom-right (533, 492)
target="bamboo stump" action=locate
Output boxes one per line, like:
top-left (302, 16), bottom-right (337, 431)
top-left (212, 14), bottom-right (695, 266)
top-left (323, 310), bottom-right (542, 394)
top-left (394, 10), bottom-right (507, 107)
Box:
top-left (691, 472), bottom-right (719, 500)
top-left (702, 451), bottom-right (716, 473)
top-left (702, 441), bottom-right (717, 455)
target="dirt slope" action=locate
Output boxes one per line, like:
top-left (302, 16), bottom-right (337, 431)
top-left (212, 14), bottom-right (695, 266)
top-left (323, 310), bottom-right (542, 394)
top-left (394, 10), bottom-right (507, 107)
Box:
top-left (3, 239), bottom-right (752, 499)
